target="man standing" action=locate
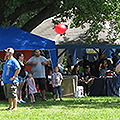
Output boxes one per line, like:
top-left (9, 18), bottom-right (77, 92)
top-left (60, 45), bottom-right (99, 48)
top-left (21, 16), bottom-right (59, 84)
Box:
top-left (3, 48), bottom-right (21, 110)
top-left (26, 49), bottom-right (50, 101)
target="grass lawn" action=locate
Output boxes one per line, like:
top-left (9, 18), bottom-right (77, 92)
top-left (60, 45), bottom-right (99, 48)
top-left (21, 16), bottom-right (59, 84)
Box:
top-left (0, 93), bottom-right (120, 120)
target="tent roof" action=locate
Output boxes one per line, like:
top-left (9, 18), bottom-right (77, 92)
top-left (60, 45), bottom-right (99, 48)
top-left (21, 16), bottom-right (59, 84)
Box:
top-left (0, 26), bottom-right (56, 50)
top-left (0, 25), bottom-right (57, 69)
top-left (32, 17), bottom-right (120, 49)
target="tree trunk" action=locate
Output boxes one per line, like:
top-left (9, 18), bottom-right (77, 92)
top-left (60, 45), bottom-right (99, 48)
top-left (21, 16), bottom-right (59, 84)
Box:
top-left (21, 4), bottom-right (58, 32)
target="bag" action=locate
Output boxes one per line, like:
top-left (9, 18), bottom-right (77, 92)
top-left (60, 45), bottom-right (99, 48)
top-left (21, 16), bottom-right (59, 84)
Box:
top-left (76, 86), bottom-right (84, 97)
top-left (115, 63), bottom-right (120, 73)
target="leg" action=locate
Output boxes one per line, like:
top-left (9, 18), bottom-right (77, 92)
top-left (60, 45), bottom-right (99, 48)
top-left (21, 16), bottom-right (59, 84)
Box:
top-left (12, 98), bottom-right (17, 110)
top-left (53, 94), bottom-right (56, 101)
top-left (58, 86), bottom-right (63, 101)
top-left (41, 90), bottom-right (46, 100)
top-left (17, 83), bottom-right (20, 100)
top-left (19, 82), bottom-right (25, 100)
top-left (59, 95), bottom-right (63, 101)
top-left (30, 94), bottom-right (33, 103)
top-left (53, 87), bottom-right (57, 101)
top-left (25, 87), bottom-right (28, 99)
top-left (17, 83), bottom-right (22, 103)
top-left (8, 98), bottom-right (13, 109)
top-left (32, 94), bottom-right (35, 103)
top-left (39, 79), bottom-right (46, 100)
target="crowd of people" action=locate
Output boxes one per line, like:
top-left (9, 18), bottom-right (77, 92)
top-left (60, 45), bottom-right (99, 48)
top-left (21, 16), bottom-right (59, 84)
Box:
top-left (2, 47), bottom-right (63, 111)
top-left (2, 47), bottom-right (119, 111)
top-left (63, 53), bottom-right (119, 96)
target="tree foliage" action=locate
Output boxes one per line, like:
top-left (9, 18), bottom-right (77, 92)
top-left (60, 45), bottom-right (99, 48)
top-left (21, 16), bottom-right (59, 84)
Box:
top-left (53, 0), bottom-right (120, 43)
top-left (0, 0), bottom-right (120, 44)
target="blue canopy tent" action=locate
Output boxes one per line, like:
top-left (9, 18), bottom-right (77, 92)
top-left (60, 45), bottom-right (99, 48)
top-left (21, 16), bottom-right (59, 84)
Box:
top-left (0, 26), bottom-right (57, 69)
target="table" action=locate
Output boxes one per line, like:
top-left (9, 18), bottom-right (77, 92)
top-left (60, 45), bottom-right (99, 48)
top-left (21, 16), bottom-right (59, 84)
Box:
top-left (62, 75), bottom-right (78, 97)
top-left (89, 76), bottom-right (119, 96)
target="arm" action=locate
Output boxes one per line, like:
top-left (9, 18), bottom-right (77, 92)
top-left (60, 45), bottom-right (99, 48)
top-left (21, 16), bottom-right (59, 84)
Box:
top-left (25, 80), bottom-right (28, 91)
top-left (51, 78), bottom-right (54, 87)
top-left (99, 63), bottom-right (102, 71)
top-left (26, 62), bottom-right (38, 66)
top-left (81, 77), bottom-right (86, 82)
top-left (32, 78), bottom-right (36, 90)
top-left (26, 57), bottom-right (38, 66)
top-left (51, 75), bottom-right (54, 88)
top-left (41, 60), bottom-right (50, 66)
top-left (58, 79), bottom-right (62, 86)
top-left (58, 74), bottom-right (63, 86)
top-left (10, 68), bottom-right (21, 81)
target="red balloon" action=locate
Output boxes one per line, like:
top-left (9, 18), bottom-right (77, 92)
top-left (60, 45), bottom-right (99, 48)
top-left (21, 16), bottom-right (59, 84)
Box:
top-left (54, 24), bottom-right (67, 34)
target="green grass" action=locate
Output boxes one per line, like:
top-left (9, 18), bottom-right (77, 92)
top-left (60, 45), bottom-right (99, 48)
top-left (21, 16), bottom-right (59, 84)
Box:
top-left (0, 93), bottom-right (120, 120)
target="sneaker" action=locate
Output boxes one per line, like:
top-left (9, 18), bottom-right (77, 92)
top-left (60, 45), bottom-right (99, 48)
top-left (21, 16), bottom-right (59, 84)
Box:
top-left (33, 100), bottom-right (35, 103)
top-left (12, 107), bottom-right (17, 111)
top-left (17, 100), bottom-right (21, 103)
top-left (42, 99), bottom-right (47, 101)
top-left (25, 95), bottom-right (28, 99)
top-left (20, 99), bottom-right (26, 103)
top-left (60, 99), bottom-right (63, 101)
top-left (5, 108), bottom-right (13, 111)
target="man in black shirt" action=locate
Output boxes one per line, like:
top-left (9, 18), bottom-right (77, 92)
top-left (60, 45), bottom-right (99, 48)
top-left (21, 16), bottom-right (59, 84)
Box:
top-left (78, 66), bottom-right (94, 96)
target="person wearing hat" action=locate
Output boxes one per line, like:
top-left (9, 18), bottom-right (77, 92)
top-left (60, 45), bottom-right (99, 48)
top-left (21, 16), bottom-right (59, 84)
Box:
top-left (3, 47), bottom-right (21, 110)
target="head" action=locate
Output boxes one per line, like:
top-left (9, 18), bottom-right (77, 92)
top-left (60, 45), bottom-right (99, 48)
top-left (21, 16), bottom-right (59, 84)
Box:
top-left (4, 47), bottom-right (14, 59)
top-left (34, 49), bottom-right (41, 57)
top-left (48, 70), bottom-right (52, 75)
top-left (85, 66), bottom-right (90, 73)
top-left (16, 52), bottom-right (24, 61)
top-left (28, 71), bottom-right (33, 77)
top-left (73, 64), bottom-right (79, 72)
top-left (78, 61), bottom-right (83, 66)
top-left (100, 54), bottom-right (105, 59)
top-left (82, 56), bottom-right (86, 60)
top-left (111, 53), bottom-right (114, 57)
top-left (54, 66), bottom-right (59, 73)
top-left (69, 54), bottom-right (73, 58)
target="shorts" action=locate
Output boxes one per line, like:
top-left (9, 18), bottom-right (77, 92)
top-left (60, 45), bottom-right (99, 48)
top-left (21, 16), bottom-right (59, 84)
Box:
top-left (53, 86), bottom-right (62, 95)
top-left (34, 78), bottom-right (46, 90)
top-left (18, 76), bottom-right (25, 82)
top-left (3, 83), bottom-right (18, 99)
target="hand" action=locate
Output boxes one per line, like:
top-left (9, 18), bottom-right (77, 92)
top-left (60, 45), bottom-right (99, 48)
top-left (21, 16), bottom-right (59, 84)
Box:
top-left (32, 62), bottom-right (38, 65)
top-left (58, 82), bottom-right (61, 86)
top-left (52, 84), bottom-right (54, 88)
top-left (9, 77), bottom-right (15, 81)
top-left (58, 83), bottom-right (61, 86)
top-left (34, 88), bottom-right (36, 91)
top-left (41, 60), bottom-right (47, 65)
top-left (79, 79), bottom-right (82, 81)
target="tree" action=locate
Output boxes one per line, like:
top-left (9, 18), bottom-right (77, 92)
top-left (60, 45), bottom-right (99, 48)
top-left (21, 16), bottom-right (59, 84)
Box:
top-left (1, 0), bottom-right (120, 43)
top-left (53, 0), bottom-right (120, 43)
top-left (0, 0), bottom-right (60, 31)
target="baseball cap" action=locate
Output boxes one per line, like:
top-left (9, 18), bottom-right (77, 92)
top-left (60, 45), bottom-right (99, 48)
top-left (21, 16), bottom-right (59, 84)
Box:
top-left (4, 48), bottom-right (14, 54)
top-left (85, 65), bottom-right (90, 69)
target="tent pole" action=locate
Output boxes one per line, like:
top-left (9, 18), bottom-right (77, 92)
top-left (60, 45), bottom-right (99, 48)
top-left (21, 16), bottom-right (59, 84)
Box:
top-left (57, 49), bottom-right (67, 59)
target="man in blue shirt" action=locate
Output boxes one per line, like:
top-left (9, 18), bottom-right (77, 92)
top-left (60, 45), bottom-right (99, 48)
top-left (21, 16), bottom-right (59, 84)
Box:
top-left (3, 48), bottom-right (21, 111)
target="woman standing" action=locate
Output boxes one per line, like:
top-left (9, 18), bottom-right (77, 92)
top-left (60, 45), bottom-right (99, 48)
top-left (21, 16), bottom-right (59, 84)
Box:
top-left (17, 52), bottom-right (26, 103)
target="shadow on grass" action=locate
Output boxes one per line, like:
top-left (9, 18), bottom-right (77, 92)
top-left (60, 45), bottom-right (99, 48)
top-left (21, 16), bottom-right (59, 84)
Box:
top-left (0, 92), bottom-right (120, 110)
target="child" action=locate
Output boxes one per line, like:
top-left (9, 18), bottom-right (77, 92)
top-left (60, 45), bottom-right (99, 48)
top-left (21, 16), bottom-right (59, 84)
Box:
top-left (51, 66), bottom-right (63, 101)
top-left (25, 71), bottom-right (37, 103)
